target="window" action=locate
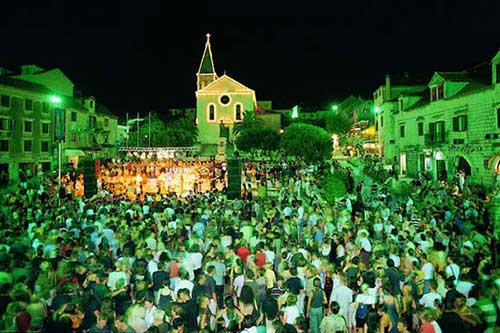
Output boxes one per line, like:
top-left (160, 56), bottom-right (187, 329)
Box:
top-left (437, 84), bottom-right (444, 99)
top-left (25, 99), bottom-right (33, 111)
top-left (208, 104), bottom-right (215, 121)
top-left (429, 121), bottom-right (446, 143)
top-left (41, 123), bottom-right (50, 135)
top-left (380, 116), bottom-right (384, 127)
top-left (0, 95), bottom-right (10, 108)
top-left (220, 95), bottom-right (230, 105)
top-left (497, 108), bottom-right (500, 128)
top-left (24, 120), bottom-right (33, 133)
top-left (104, 118), bottom-right (109, 127)
top-left (23, 140), bottom-right (32, 152)
top-left (399, 99), bottom-right (404, 111)
top-left (89, 100), bottom-right (94, 108)
top-left (41, 141), bottom-right (49, 152)
top-left (42, 101), bottom-right (49, 113)
top-left (0, 140), bottom-right (8, 152)
top-left (71, 133), bottom-right (77, 143)
top-left (89, 115), bottom-right (97, 128)
top-left (400, 125), bottom-right (405, 138)
top-left (497, 65), bottom-right (500, 84)
top-left (235, 104), bottom-right (242, 121)
top-left (0, 118), bottom-right (10, 131)
top-left (71, 112), bottom-right (77, 122)
top-left (431, 84), bottom-right (444, 102)
top-left (452, 115), bottom-right (467, 132)
top-left (418, 122), bottom-right (424, 136)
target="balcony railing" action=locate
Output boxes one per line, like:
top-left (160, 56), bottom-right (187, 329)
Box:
top-left (424, 131), bottom-right (448, 145)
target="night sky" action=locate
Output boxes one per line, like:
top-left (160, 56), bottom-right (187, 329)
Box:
top-left (1, 2), bottom-right (499, 117)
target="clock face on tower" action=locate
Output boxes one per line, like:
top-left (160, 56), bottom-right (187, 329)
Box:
top-left (220, 95), bottom-right (230, 105)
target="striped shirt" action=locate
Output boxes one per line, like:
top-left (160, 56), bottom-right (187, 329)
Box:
top-left (475, 298), bottom-right (497, 333)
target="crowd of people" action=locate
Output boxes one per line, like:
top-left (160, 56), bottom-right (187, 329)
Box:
top-left (0, 155), bottom-right (498, 333)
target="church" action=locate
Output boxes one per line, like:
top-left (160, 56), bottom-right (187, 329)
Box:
top-left (195, 34), bottom-right (257, 146)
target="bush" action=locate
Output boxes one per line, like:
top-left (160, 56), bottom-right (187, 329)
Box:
top-left (322, 174), bottom-right (348, 205)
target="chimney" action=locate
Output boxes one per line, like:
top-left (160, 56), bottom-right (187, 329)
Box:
top-left (385, 75), bottom-right (391, 100)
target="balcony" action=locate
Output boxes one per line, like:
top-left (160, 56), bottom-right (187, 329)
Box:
top-left (424, 132), bottom-right (448, 146)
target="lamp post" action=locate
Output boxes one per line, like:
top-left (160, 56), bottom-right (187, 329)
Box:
top-left (50, 96), bottom-right (63, 203)
top-left (374, 107), bottom-right (381, 156)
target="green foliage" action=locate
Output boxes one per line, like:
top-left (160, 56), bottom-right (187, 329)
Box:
top-left (322, 174), bottom-right (348, 205)
top-left (127, 113), bottom-right (198, 147)
top-left (232, 110), bottom-right (264, 137)
top-left (235, 127), bottom-right (280, 151)
top-left (279, 123), bottom-right (332, 162)
top-left (325, 112), bottom-right (353, 134)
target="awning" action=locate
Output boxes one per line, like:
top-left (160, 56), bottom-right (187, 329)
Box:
top-left (64, 149), bottom-right (86, 157)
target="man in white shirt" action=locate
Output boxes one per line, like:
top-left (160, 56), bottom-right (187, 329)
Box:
top-left (173, 269), bottom-right (194, 301)
top-left (419, 280), bottom-right (442, 308)
top-left (329, 275), bottom-right (353, 322)
top-left (445, 255), bottom-right (460, 286)
top-left (420, 255), bottom-right (434, 293)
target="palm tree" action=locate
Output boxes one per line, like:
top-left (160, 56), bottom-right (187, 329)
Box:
top-left (232, 110), bottom-right (264, 137)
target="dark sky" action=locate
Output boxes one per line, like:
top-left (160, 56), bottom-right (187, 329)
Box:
top-left (1, 1), bottom-right (499, 116)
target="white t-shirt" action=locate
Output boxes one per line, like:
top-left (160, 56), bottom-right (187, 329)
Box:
top-left (233, 274), bottom-right (245, 298)
top-left (419, 292), bottom-right (442, 308)
top-left (360, 238), bottom-right (372, 252)
top-left (284, 305), bottom-right (301, 325)
top-left (422, 262), bottom-right (434, 280)
top-left (445, 263), bottom-right (460, 285)
top-left (330, 285), bottom-right (353, 317)
top-left (355, 293), bottom-right (376, 305)
top-left (456, 280), bottom-right (474, 297)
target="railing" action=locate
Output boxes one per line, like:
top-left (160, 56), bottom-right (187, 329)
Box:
top-left (424, 131), bottom-right (448, 145)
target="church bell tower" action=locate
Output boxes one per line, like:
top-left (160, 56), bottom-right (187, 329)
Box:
top-left (196, 33), bottom-right (218, 90)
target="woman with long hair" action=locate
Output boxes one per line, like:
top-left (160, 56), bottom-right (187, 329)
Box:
top-left (238, 285), bottom-right (259, 319)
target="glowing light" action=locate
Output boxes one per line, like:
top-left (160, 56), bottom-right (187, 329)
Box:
top-left (374, 107), bottom-right (380, 113)
top-left (291, 105), bottom-right (299, 119)
top-left (279, 128), bottom-right (284, 134)
top-left (50, 96), bottom-right (61, 104)
top-left (331, 105), bottom-right (338, 111)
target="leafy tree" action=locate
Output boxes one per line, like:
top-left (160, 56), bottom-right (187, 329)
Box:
top-left (232, 110), bottom-right (263, 137)
top-left (127, 113), bottom-right (198, 147)
top-left (325, 112), bottom-right (353, 135)
top-left (280, 123), bottom-right (332, 162)
top-left (235, 127), bottom-right (280, 152)
top-left (322, 174), bottom-right (348, 205)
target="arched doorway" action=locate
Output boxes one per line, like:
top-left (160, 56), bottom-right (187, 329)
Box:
top-left (457, 156), bottom-right (472, 176)
top-left (435, 151), bottom-right (447, 181)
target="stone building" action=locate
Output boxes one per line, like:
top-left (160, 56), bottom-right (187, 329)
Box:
top-left (0, 65), bottom-right (118, 183)
top-left (374, 50), bottom-right (500, 189)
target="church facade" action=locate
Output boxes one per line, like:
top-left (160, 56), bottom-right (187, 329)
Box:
top-left (195, 34), bottom-right (257, 145)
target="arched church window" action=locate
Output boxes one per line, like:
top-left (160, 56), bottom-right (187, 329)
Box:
top-left (208, 104), bottom-right (216, 121)
top-left (235, 104), bottom-right (242, 121)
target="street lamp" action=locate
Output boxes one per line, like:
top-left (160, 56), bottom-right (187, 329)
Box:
top-left (50, 95), bottom-right (63, 202)
top-left (331, 105), bottom-right (338, 111)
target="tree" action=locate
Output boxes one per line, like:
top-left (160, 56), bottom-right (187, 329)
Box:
top-left (232, 110), bottom-right (264, 137)
top-left (322, 174), bottom-right (348, 205)
top-left (235, 127), bottom-right (280, 152)
top-left (325, 112), bottom-right (353, 135)
top-left (127, 113), bottom-right (198, 147)
top-left (280, 123), bottom-right (332, 162)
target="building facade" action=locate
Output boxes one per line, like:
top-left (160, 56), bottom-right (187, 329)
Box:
top-left (195, 34), bottom-right (257, 145)
top-left (375, 50), bottom-right (500, 189)
top-left (0, 65), bottom-right (118, 183)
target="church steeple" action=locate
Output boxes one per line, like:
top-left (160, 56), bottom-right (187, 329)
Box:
top-left (197, 33), bottom-right (218, 90)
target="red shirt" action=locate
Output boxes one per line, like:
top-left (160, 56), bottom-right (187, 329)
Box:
top-left (237, 246), bottom-right (251, 264)
top-left (255, 252), bottom-right (266, 268)
top-left (418, 322), bottom-right (436, 333)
